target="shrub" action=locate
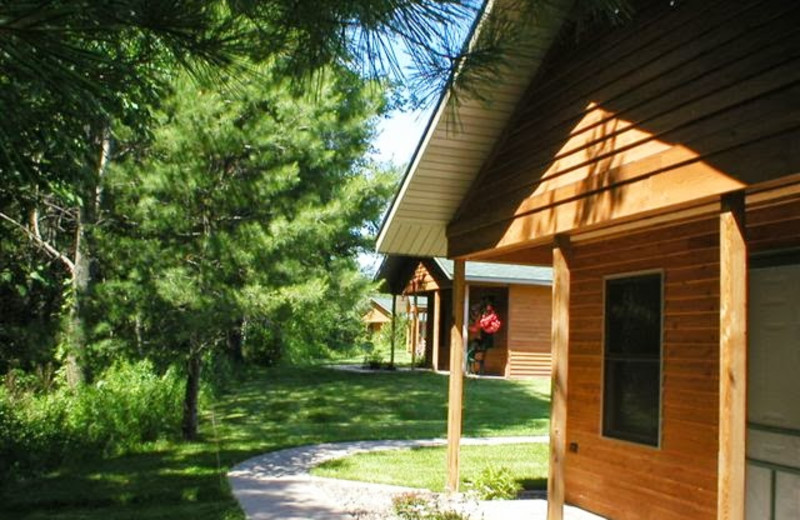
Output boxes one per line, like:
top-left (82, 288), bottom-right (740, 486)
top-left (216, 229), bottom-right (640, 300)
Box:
top-left (465, 466), bottom-right (521, 500)
top-left (66, 360), bottom-right (184, 451)
top-left (0, 360), bottom-right (183, 480)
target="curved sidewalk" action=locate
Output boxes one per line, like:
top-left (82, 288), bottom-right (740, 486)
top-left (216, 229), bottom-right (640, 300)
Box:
top-left (228, 436), bottom-right (605, 520)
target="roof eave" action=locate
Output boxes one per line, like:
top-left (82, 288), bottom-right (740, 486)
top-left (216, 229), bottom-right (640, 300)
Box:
top-left (376, 0), bottom-right (573, 259)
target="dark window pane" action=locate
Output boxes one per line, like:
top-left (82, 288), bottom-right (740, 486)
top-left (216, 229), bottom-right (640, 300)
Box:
top-left (603, 273), bottom-right (662, 446)
top-left (603, 360), bottom-right (660, 445)
top-left (605, 274), bottom-right (661, 358)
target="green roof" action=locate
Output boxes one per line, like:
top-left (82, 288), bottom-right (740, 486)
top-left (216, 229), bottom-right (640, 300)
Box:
top-left (370, 294), bottom-right (428, 314)
top-left (434, 258), bottom-right (552, 285)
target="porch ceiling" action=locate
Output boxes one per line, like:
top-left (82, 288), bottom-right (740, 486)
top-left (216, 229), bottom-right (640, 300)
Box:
top-left (375, 0), bottom-right (572, 258)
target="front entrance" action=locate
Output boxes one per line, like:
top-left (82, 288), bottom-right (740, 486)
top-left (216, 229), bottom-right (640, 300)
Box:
top-left (746, 261), bottom-right (800, 519)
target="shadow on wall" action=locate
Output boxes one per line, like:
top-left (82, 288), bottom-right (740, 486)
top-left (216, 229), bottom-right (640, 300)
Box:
top-left (447, 0), bottom-right (800, 254)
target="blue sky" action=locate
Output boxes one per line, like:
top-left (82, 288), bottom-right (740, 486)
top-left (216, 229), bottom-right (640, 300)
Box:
top-left (359, 106), bottom-right (432, 276)
top-left (371, 107), bottom-right (432, 165)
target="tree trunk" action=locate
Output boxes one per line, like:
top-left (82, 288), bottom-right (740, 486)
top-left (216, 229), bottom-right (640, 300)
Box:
top-left (227, 319), bottom-right (245, 364)
top-left (182, 352), bottom-right (202, 440)
top-left (64, 123), bottom-right (112, 387)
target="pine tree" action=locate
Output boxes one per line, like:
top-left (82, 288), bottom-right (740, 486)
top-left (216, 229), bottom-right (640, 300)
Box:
top-left (98, 67), bottom-right (393, 439)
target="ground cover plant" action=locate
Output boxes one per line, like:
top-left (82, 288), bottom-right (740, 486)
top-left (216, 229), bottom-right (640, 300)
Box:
top-left (0, 366), bottom-right (550, 519)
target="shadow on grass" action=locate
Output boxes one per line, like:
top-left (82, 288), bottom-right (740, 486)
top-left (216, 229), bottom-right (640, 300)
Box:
top-left (0, 446), bottom-right (248, 519)
top-left (0, 365), bottom-right (549, 519)
top-left (217, 366), bottom-right (550, 447)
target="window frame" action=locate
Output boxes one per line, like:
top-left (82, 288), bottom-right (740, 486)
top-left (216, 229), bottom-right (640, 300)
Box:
top-left (600, 270), bottom-right (664, 448)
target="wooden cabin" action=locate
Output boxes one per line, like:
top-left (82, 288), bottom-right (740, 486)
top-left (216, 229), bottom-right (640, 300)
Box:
top-left (362, 296), bottom-right (393, 334)
top-left (377, 0), bottom-right (800, 518)
top-left (376, 256), bottom-right (553, 377)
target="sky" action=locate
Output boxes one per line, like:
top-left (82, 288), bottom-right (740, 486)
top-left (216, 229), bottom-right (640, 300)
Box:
top-left (359, 107), bottom-right (431, 277)
top-left (359, 8), bottom-right (475, 277)
top-left (371, 108), bottom-right (432, 165)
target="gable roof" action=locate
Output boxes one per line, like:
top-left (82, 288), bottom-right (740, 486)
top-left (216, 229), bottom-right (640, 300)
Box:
top-left (376, 0), bottom-right (573, 258)
top-left (370, 295), bottom-right (395, 314)
top-left (375, 255), bottom-right (552, 293)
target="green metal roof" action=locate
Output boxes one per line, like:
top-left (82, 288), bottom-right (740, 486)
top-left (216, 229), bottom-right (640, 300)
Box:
top-left (370, 294), bottom-right (428, 314)
top-left (434, 258), bottom-right (552, 286)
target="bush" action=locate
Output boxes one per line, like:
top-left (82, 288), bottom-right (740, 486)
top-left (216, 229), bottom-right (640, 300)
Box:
top-left (67, 360), bottom-right (184, 450)
top-left (0, 360), bottom-right (183, 480)
top-left (465, 466), bottom-right (521, 500)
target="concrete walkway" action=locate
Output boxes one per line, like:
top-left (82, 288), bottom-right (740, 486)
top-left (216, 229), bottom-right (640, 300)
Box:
top-left (228, 437), bottom-right (605, 520)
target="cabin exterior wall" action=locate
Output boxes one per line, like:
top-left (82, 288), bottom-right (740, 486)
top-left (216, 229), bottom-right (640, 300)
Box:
top-left (565, 218), bottom-right (720, 519)
top-left (507, 285), bottom-right (552, 378)
top-left (448, 0), bottom-right (800, 258)
top-left (562, 188), bottom-right (800, 520)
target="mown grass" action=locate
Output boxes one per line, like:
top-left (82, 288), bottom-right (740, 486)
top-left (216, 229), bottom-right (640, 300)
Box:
top-left (326, 340), bottom-right (414, 366)
top-left (312, 443), bottom-right (549, 493)
top-left (0, 365), bottom-right (550, 519)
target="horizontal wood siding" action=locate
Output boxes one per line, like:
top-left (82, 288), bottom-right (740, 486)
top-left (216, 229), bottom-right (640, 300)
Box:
top-left (748, 195), bottom-right (800, 254)
top-left (507, 285), bottom-right (552, 378)
top-left (448, 0), bottom-right (800, 258)
top-left (565, 218), bottom-right (720, 520)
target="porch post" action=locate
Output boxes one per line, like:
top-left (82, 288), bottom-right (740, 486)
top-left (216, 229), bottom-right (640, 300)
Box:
top-left (548, 235), bottom-right (571, 520)
top-left (390, 294), bottom-right (397, 368)
top-left (446, 259), bottom-right (466, 492)
top-left (718, 191), bottom-right (747, 520)
top-left (412, 288), bottom-right (419, 367)
top-left (432, 290), bottom-right (441, 372)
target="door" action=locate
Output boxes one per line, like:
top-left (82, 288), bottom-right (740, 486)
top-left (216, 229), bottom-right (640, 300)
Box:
top-left (747, 262), bottom-right (800, 519)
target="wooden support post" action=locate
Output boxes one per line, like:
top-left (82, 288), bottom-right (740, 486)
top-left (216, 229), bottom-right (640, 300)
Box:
top-left (446, 259), bottom-right (466, 492)
top-left (432, 290), bottom-right (441, 372)
top-left (718, 191), bottom-right (747, 520)
top-left (412, 290), bottom-right (419, 368)
top-left (390, 294), bottom-right (397, 368)
top-left (548, 235), bottom-right (571, 520)
top-left (405, 297), bottom-right (411, 352)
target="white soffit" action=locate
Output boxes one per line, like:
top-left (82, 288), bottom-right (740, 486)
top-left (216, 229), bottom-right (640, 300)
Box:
top-left (376, 0), bottom-right (572, 258)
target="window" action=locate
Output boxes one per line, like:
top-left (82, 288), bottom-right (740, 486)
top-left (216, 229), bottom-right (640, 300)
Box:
top-left (603, 273), bottom-right (662, 446)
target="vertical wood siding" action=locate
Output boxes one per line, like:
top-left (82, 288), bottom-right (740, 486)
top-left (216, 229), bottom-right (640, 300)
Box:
top-left (507, 285), bottom-right (553, 378)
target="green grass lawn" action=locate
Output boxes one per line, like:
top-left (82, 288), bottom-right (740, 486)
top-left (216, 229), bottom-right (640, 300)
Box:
top-left (0, 365), bottom-right (550, 519)
top-left (326, 340), bottom-right (415, 366)
top-left (312, 443), bottom-right (549, 493)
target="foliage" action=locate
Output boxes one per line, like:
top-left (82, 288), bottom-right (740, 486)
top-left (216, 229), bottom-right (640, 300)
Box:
top-left (465, 465), bottom-right (522, 500)
top-left (0, 0), bottom-right (479, 380)
top-left (1, 365), bottom-right (549, 517)
top-left (0, 360), bottom-right (183, 480)
top-left (373, 310), bottom-right (408, 357)
top-left (393, 492), bottom-right (469, 520)
top-left (363, 348), bottom-right (386, 370)
top-left (90, 66), bottom-right (394, 437)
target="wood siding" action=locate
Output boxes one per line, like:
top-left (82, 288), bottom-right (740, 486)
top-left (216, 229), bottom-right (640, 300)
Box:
top-left (507, 285), bottom-right (553, 378)
top-left (400, 263), bottom-right (553, 377)
top-left (404, 262), bottom-right (440, 294)
top-left (448, 0), bottom-right (800, 258)
top-left (563, 189), bottom-right (800, 520)
top-left (565, 217), bottom-right (721, 520)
